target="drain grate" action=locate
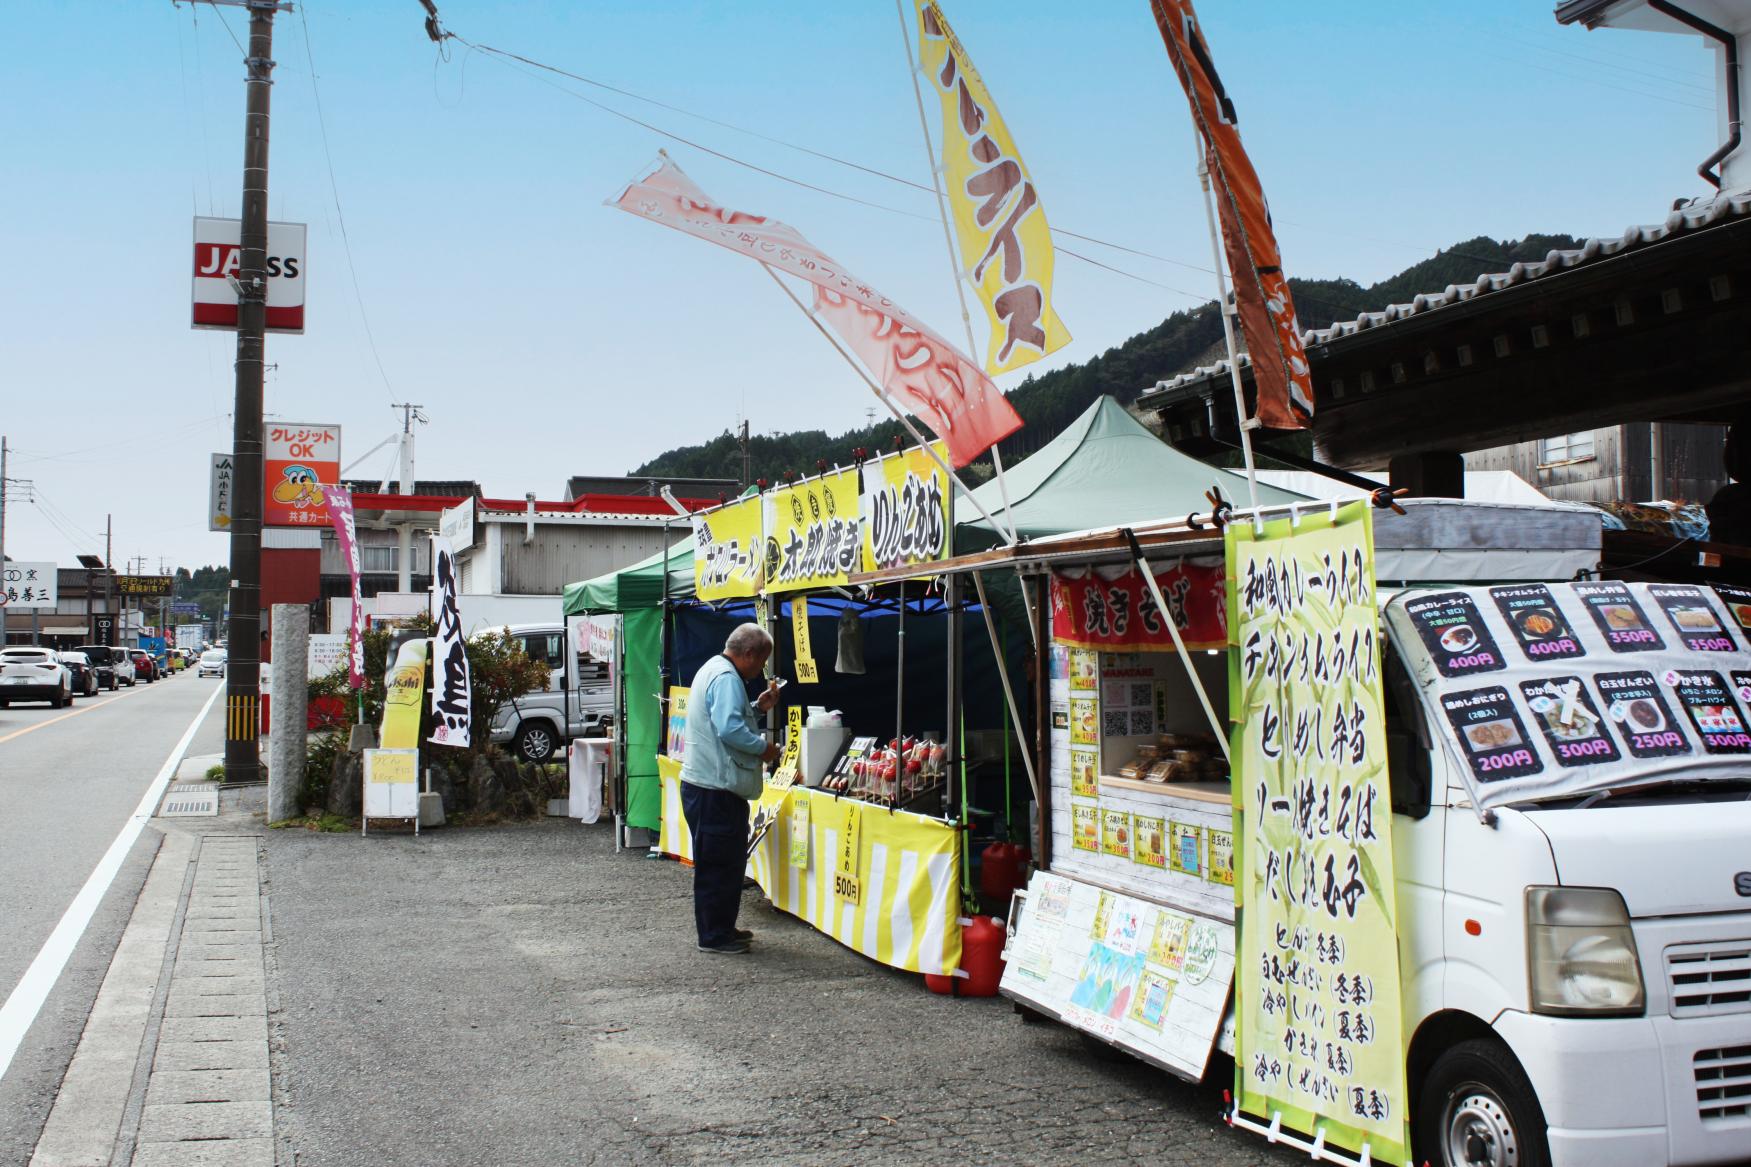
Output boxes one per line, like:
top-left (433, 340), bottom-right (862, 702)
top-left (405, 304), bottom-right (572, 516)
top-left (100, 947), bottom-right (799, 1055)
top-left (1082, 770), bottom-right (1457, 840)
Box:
top-left (159, 783), bottom-right (219, 817)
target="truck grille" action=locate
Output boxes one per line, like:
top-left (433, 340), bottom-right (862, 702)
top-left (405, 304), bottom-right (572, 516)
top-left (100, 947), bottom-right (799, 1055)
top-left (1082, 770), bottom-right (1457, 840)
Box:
top-left (1694, 1044), bottom-right (1751, 1123)
top-left (1666, 941), bottom-right (1751, 1017)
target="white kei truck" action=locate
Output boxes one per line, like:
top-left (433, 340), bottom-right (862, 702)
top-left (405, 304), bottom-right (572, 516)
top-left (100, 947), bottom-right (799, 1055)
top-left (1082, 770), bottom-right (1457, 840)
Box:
top-left (992, 498), bottom-right (1751, 1167)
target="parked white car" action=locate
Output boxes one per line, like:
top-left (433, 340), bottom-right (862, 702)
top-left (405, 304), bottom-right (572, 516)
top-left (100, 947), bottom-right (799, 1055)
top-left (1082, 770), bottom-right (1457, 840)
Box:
top-left (0, 646), bottom-right (74, 708)
top-left (197, 649), bottom-right (227, 678)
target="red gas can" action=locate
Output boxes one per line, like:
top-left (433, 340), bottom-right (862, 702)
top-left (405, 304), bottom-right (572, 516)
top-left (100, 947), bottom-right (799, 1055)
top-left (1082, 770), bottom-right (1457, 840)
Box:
top-left (924, 915), bottom-right (1007, 997)
top-left (978, 841), bottom-right (1032, 906)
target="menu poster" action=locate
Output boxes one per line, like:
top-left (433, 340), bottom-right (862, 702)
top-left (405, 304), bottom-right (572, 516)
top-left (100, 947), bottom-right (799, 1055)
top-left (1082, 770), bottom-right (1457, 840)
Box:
top-left (1068, 648), bottom-right (1098, 691)
top-left (1206, 828), bottom-right (1235, 886)
top-left (1649, 584), bottom-right (1738, 653)
top-left (1441, 686), bottom-right (1543, 782)
top-left (1517, 677), bottom-right (1620, 768)
top-left (1710, 584), bottom-right (1751, 638)
top-left (1070, 697), bottom-right (1099, 745)
top-left (1071, 804), bottom-right (1100, 852)
top-left (1403, 592), bottom-right (1506, 677)
top-left (1070, 748), bottom-right (1100, 798)
top-left (1666, 669), bottom-right (1751, 755)
top-left (1168, 821), bottom-right (1203, 877)
top-left (1133, 815), bottom-right (1168, 869)
top-left (1101, 808), bottom-right (1133, 859)
top-left (1734, 670), bottom-right (1751, 705)
top-left (1574, 582), bottom-right (1664, 653)
top-left (1594, 671), bottom-right (1690, 759)
top-left (1490, 584), bottom-right (1584, 663)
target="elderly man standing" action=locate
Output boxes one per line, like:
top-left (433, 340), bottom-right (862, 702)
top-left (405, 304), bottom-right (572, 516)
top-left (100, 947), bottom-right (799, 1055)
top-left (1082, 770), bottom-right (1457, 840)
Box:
top-left (680, 623), bottom-right (782, 955)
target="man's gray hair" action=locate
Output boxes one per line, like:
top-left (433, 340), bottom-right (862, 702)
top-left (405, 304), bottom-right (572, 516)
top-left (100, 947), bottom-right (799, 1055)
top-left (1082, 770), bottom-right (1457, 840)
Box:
top-left (724, 623), bottom-right (774, 658)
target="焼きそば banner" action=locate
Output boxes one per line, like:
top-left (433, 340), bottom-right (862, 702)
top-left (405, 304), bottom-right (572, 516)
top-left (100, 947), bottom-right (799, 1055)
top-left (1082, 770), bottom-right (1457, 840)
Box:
top-left (1049, 560), bottom-right (1226, 652)
top-left (1225, 501), bottom-right (1410, 1164)
top-left (692, 495), bottom-right (764, 601)
top-left (765, 469), bottom-right (862, 594)
top-left (861, 444), bottom-right (952, 575)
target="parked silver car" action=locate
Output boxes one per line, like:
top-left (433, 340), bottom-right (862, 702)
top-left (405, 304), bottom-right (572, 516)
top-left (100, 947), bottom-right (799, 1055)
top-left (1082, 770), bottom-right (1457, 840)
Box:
top-left (483, 624), bottom-right (613, 763)
top-left (0, 646), bottom-right (73, 708)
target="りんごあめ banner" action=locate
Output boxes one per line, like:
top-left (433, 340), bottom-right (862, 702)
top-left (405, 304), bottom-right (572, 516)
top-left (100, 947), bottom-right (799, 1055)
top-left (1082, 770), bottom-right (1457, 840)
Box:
top-left (1225, 501), bottom-right (1409, 1164)
top-left (1151, 0), bottom-right (1312, 430)
top-left (915, 0), bottom-right (1070, 375)
top-left (1049, 560), bottom-right (1226, 652)
top-left (609, 155), bottom-right (1020, 467)
top-left (861, 444), bottom-right (953, 574)
top-left (765, 469), bottom-right (862, 594)
top-left (692, 495), bottom-right (765, 601)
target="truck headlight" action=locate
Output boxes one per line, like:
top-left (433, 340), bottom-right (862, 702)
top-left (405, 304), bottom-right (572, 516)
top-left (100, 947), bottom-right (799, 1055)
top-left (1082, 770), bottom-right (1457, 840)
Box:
top-left (1526, 886), bottom-right (1644, 1016)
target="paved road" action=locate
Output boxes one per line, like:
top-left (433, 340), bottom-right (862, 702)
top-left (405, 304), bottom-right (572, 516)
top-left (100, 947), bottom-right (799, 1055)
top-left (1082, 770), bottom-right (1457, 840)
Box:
top-left (0, 670), bottom-right (224, 1166)
top-left (267, 821), bottom-right (1303, 1167)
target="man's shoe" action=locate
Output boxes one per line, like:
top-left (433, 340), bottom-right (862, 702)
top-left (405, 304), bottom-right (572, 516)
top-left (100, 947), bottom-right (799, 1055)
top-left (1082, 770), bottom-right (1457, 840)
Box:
top-left (697, 939), bottom-right (751, 955)
top-left (733, 928), bottom-right (754, 942)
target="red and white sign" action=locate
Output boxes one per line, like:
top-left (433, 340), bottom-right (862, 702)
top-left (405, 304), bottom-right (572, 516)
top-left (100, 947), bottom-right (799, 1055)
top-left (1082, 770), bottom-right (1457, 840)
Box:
top-left (191, 216), bottom-right (307, 334)
top-left (266, 423), bottom-right (341, 528)
top-left (1050, 560), bottom-right (1227, 653)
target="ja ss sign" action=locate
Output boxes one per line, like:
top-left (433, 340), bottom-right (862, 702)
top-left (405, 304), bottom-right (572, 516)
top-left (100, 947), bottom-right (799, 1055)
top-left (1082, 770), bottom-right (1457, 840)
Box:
top-left (191, 216), bottom-right (307, 334)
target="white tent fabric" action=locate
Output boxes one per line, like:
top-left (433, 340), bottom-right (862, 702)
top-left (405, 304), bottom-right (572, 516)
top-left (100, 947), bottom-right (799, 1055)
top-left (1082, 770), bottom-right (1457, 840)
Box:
top-left (1252, 469), bottom-right (1555, 507)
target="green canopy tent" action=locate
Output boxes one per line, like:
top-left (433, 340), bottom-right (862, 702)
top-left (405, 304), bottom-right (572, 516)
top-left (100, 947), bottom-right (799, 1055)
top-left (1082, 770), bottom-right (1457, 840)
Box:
top-left (958, 395), bottom-right (1306, 551)
top-left (562, 534), bottom-right (694, 834)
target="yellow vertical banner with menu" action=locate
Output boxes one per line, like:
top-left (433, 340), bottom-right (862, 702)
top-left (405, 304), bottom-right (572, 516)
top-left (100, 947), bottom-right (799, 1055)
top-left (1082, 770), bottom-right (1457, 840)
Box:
top-left (915, 0), bottom-right (1070, 375)
top-left (766, 469), bottom-right (861, 594)
top-left (862, 444), bottom-right (953, 575)
top-left (791, 597), bottom-right (818, 684)
top-left (380, 638), bottom-right (429, 750)
top-left (1225, 501), bottom-right (1409, 1164)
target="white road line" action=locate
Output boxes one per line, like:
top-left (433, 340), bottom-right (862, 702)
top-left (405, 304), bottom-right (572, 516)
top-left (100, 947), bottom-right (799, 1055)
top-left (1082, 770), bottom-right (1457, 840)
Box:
top-left (0, 683), bottom-right (223, 1083)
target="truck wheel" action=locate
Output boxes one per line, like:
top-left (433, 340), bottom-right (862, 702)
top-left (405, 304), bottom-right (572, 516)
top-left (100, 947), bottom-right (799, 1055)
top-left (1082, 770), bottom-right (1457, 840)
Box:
top-left (1417, 1038), bottom-right (1549, 1167)
top-left (514, 721), bottom-right (557, 764)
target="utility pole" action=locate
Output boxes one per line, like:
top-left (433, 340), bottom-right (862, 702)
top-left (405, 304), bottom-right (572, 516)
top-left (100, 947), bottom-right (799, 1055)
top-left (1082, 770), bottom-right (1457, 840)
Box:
top-left (217, 0), bottom-right (286, 785)
top-left (388, 402), bottom-right (425, 592)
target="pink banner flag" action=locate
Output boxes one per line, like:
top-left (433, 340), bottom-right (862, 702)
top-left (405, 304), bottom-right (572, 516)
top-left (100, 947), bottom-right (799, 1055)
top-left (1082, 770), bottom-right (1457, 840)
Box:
top-left (608, 154), bottom-right (1022, 468)
top-left (320, 485), bottom-right (366, 689)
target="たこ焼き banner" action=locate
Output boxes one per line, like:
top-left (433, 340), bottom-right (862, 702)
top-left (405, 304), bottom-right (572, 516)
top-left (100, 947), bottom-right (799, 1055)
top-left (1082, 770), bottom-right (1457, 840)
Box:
top-left (1049, 560), bottom-right (1226, 652)
top-left (764, 469), bottom-right (862, 594)
top-left (692, 495), bottom-right (765, 601)
top-left (861, 444), bottom-right (952, 575)
top-left (1225, 501), bottom-right (1410, 1164)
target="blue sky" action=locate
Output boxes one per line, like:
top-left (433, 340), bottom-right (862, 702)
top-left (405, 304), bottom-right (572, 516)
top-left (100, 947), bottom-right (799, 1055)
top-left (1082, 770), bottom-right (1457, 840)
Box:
top-left (0, 0), bottom-right (1725, 570)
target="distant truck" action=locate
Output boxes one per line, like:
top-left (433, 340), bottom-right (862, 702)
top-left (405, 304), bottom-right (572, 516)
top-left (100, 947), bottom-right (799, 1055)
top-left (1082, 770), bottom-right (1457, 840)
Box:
top-left (175, 624), bottom-right (205, 653)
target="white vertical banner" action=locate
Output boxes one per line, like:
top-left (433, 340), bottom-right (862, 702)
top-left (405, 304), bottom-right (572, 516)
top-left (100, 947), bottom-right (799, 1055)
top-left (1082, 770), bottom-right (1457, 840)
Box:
top-left (428, 536), bottom-right (472, 747)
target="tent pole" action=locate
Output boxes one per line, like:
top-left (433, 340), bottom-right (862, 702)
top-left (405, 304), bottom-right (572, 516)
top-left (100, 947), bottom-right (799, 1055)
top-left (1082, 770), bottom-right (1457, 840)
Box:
top-left (971, 570), bottom-right (1042, 812)
top-left (1120, 529), bottom-right (1230, 760)
top-left (945, 574), bottom-right (960, 823)
top-left (892, 0), bottom-right (1021, 546)
top-left (1195, 145), bottom-right (1261, 515)
top-left (894, 581), bottom-right (905, 809)
top-left (758, 265), bottom-right (1014, 548)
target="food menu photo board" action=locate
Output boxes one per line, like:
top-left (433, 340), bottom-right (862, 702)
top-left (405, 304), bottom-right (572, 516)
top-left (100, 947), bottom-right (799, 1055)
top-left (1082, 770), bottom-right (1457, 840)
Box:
top-left (1389, 581), bottom-right (1751, 811)
top-left (1403, 592), bottom-right (1506, 677)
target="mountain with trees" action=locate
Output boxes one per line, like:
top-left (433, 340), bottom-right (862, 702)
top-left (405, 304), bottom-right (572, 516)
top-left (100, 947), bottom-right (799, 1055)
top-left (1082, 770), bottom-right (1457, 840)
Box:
top-left (633, 233), bottom-right (1583, 485)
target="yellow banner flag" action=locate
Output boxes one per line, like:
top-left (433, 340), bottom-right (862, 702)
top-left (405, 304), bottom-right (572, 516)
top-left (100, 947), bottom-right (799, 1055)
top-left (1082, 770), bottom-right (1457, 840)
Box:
top-left (917, 0), bottom-right (1070, 375)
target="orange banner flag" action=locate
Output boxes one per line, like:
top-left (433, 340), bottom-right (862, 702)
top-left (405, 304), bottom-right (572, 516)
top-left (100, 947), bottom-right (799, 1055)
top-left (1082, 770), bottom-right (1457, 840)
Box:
top-left (1151, 0), bottom-right (1313, 430)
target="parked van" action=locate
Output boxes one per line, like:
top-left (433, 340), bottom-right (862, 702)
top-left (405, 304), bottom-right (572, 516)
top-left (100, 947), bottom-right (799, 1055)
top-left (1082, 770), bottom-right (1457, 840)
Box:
top-left (986, 500), bottom-right (1751, 1167)
top-left (483, 623), bottom-right (613, 763)
top-left (74, 645), bottom-right (136, 690)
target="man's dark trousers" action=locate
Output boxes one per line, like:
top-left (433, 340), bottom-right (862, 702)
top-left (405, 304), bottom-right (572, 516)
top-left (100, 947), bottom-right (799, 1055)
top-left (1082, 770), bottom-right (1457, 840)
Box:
top-left (681, 782), bottom-right (750, 947)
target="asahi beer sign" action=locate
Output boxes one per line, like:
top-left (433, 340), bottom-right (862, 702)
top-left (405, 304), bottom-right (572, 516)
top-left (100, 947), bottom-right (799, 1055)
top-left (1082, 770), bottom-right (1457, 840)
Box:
top-left (191, 216), bottom-right (307, 333)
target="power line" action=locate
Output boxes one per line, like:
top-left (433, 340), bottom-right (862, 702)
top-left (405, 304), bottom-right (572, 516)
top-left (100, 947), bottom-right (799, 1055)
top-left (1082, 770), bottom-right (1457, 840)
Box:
top-left (297, 2), bottom-right (397, 397)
